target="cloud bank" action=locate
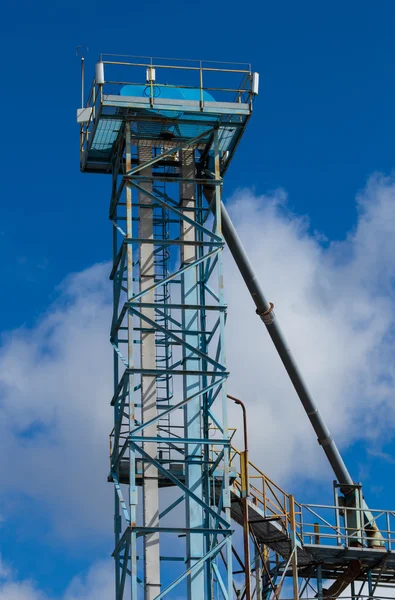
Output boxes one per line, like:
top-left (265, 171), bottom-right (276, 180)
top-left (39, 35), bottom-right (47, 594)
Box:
top-left (225, 174), bottom-right (395, 485)
top-left (2, 173), bottom-right (395, 595)
top-left (0, 263), bottom-right (113, 540)
top-left (0, 558), bottom-right (113, 600)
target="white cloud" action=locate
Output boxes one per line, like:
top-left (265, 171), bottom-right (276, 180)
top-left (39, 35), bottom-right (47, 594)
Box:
top-left (224, 175), bottom-right (395, 488)
top-left (1, 172), bottom-right (395, 553)
top-left (0, 555), bottom-right (13, 581)
top-left (0, 558), bottom-right (113, 600)
top-left (63, 560), bottom-right (113, 600)
top-left (0, 262), bottom-right (113, 540)
top-left (0, 581), bottom-right (46, 600)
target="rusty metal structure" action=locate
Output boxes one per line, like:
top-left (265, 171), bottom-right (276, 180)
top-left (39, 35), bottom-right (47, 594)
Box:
top-left (77, 53), bottom-right (395, 599)
top-left (219, 411), bottom-right (395, 600)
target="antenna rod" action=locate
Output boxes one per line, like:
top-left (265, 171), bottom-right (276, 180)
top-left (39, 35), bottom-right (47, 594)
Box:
top-left (81, 57), bottom-right (85, 107)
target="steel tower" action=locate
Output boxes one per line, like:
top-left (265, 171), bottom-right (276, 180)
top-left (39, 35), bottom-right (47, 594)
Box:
top-left (77, 55), bottom-right (395, 600)
top-left (78, 55), bottom-right (257, 599)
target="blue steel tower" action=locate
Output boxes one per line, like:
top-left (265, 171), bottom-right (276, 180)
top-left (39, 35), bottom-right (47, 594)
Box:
top-left (77, 54), bottom-right (395, 600)
top-left (78, 55), bottom-right (256, 599)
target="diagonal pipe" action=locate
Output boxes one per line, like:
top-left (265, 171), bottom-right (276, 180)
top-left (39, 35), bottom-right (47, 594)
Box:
top-left (205, 190), bottom-right (385, 548)
top-left (203, 184), bottom-right (354, 490)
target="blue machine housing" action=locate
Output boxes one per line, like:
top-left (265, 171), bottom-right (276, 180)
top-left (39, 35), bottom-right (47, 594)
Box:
top-left (83, 79), bottom-right (251, 175)
top-left (120, 83), bottom-right (216, 108)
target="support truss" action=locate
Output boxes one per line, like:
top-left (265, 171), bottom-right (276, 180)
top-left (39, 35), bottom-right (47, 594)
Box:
top-left (109, 123), bottom-right (233, 598)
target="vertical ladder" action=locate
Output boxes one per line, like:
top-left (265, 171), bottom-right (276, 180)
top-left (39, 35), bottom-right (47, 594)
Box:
top-left (153, 178), bottom-right (173, 463)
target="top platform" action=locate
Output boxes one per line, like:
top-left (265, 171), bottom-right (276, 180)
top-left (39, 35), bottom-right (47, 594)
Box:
top-left (78, 54), bottom-right (257, 175)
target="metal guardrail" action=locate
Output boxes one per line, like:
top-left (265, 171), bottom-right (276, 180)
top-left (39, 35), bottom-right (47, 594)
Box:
top-left (210, 442), bottom-right (302, 543)
top-left (299, 503), bottom-right (395, 550)
top-left (229, 445), bottom-right (296, 521)
top-left (98, 54), bottom-right (253, 103)
top-left (215, 443), bottom-right (395, 552)
top-left (78, 55), bottom-right (255, 165)
top-left (112, 415), bottom-right (395, 554)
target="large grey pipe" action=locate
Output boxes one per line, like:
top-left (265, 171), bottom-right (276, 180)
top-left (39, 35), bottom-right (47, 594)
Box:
top-left (205, 187), bottom-right (354, 490)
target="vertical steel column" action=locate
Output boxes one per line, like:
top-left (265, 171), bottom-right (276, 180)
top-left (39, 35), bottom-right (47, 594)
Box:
top-left (112, 138), bottom-right (122, 600)
top-left (289, 495), bottom-right (299, 600)
top-left (351, 581), bottom-right (356, 600)
top-left (367, 570), bottom-right (374, 599)
top-left (125, 123), bottom-right (138, 599)
top-left (316, 565), bottom-right (323, 600)
top-left (255, 548), bottom-right (262, 600)
top-left (214, 130), bottom-right (233, 598)
top-left (197, 182), bottom-right (212, 600)
top-left (262, 546), bottom-right (270, 600)
top-left (138, 145), bottom-right (161, 599)
top-left (181, 149), bottom-right (205, 597)
top-left (229, 395), bottom-right (251, 599)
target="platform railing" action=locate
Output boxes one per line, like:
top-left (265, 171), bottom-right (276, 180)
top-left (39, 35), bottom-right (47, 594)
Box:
top-left (299, 503), bottom-right (395, 550)
top-left (231, 446), bottom-right (290, 517)
top-left (79, 55), bottom-right (255, 166)
top-left (210, 441), bottom-right (301, 538)
top-left (212, 440), bottom-right (395, 552)
top-left (99, 54), bottom-right (253, 104)
top-left (226, 445), bottom-right (305, 545)
top-left (79, 77), bottom-right (102, 163)
top-left (116, 417), bottom-right (395, 553)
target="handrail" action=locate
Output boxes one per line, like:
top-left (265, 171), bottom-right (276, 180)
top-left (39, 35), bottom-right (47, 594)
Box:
top-left (79, 55), bottom-right (255, 168)
top-left (210, 438), bottom-right (395, 552)
top-left (111, 419), bottom-right (395, 553)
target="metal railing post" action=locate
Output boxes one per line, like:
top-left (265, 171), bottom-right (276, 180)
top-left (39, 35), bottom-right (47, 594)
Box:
top-left (314, 522), bottom-right (320, 545)
top-left (229, 395), bottom-right (251, 599)
top-left (290, 495), bottom-right (299, 600)
top-left (334, 485), bottom-right (342, 546)
top-left (199, 61), bottom-right (204, 110)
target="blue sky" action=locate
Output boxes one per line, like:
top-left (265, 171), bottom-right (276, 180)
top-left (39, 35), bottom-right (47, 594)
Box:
top-left (2, 0), bottom-right (395, 333)
top-left (2, 0), bottom-right (395, 598)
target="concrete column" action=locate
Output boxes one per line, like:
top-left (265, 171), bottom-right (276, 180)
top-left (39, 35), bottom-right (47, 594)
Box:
top-left (139, 145), bottom-right (160, 599)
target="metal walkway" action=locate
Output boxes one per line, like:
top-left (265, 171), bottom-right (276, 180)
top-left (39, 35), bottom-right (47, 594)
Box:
top-left (224, 445), bottom-right (395, 594)
top-left (226, 487), bottom-right (313, 567)
top-left (111, 439), bottom-right (395, 596)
